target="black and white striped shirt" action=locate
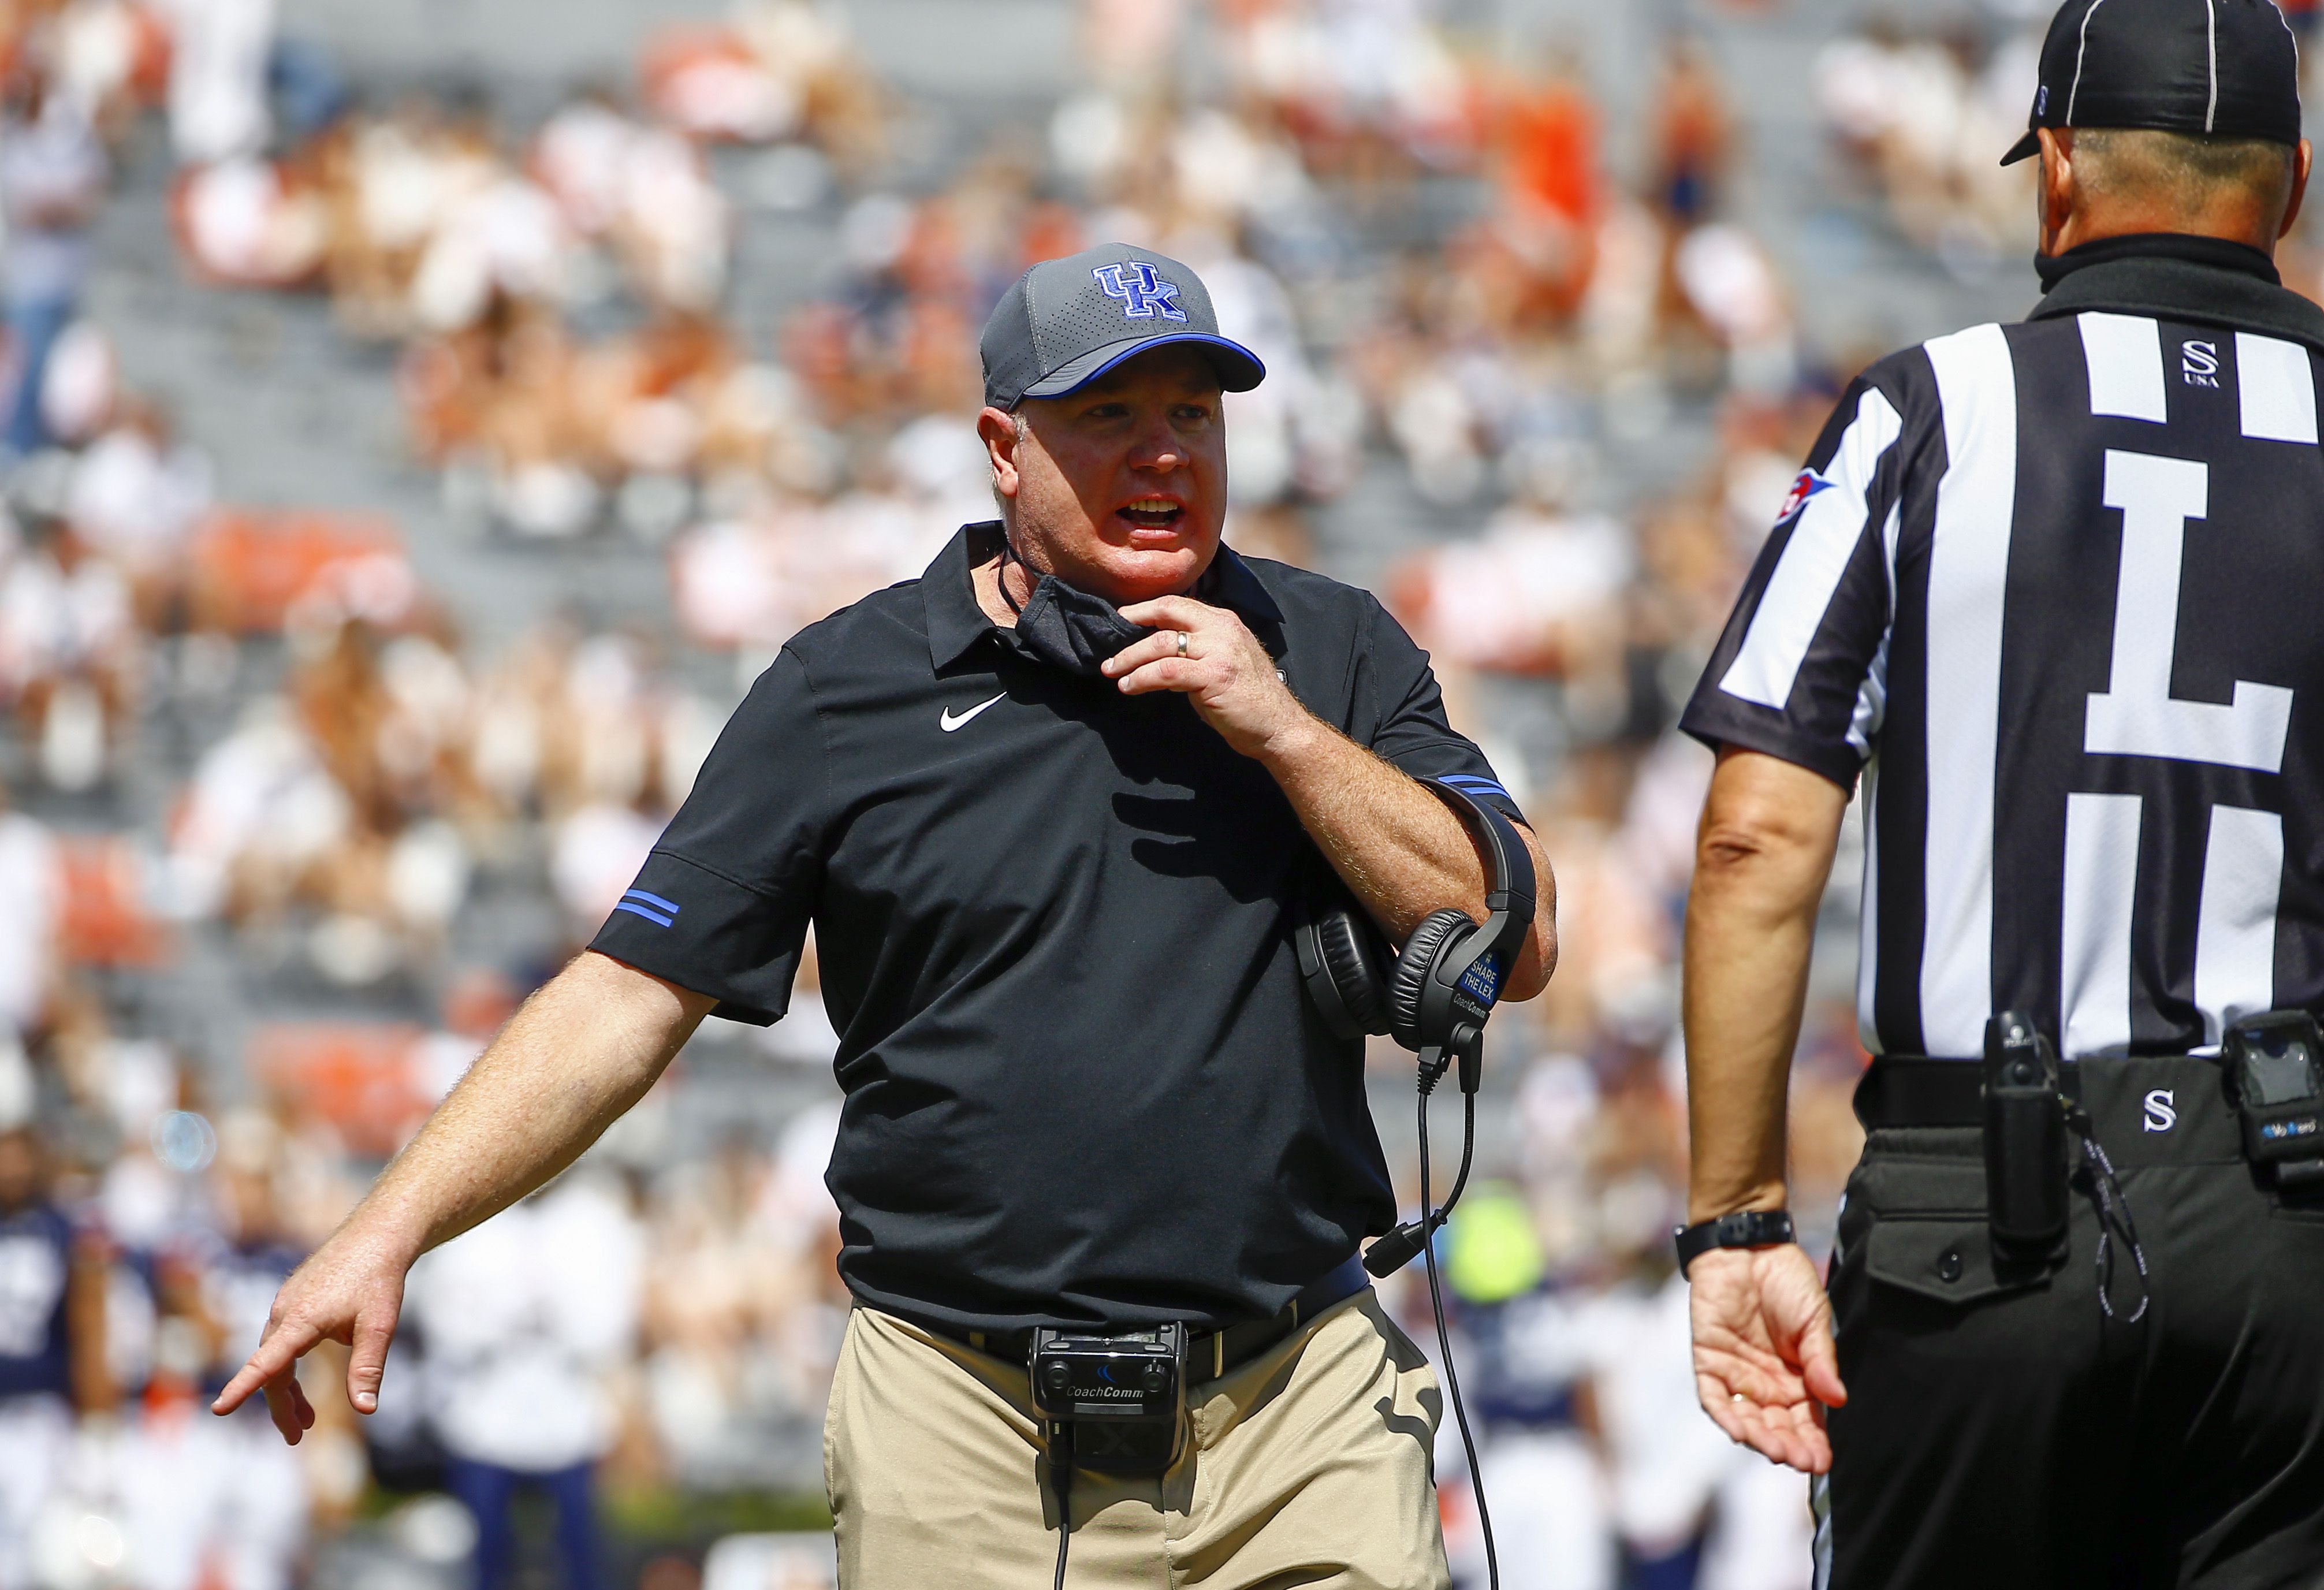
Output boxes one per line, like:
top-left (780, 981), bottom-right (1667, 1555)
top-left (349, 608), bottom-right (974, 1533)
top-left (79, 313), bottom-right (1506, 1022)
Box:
top-left (1683, 237), bottom-right (2324, 1060)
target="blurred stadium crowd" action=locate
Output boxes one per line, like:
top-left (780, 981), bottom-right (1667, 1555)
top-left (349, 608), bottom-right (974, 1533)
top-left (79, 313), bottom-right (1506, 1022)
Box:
top-left (0, 0), bottom-right (2165, 1587)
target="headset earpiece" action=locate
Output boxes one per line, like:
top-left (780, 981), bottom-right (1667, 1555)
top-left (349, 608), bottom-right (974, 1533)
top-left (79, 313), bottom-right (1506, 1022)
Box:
top-left (1297, 775), bottom-right (1534, 1055)
top-left (1386, 908), bottom-right (1474, 1050)
top-left (1295, 901), bottom-right (1392, 1039)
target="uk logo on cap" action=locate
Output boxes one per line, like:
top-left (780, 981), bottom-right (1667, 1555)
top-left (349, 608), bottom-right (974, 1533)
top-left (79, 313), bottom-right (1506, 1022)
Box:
top-left (1091, 262), bottom-right (1188, 323)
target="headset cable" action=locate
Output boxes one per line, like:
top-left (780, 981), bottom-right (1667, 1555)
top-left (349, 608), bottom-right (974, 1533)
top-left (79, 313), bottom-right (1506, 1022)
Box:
top-left (1411, 1041), bottom-right (1499, 1590)
top-left (1049, 1423), bottom-right (1074, 1590)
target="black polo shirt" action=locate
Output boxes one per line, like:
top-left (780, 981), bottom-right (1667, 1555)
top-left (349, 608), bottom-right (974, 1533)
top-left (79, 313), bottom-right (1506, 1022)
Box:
top-left (593, 521), bottom-right (1526, 1336)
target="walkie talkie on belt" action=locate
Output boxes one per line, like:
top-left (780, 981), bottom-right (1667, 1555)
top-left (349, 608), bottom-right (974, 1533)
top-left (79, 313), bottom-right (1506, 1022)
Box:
top-left (1031, 1325), bottom-right (1186, 1590)
top-left (1029, 1323), bottom-right (1186, 1475)
top-left (2224, 1012), bottom-right (2324, 1190)
top-left (1983, 1012), bottom-right (2070, 1261)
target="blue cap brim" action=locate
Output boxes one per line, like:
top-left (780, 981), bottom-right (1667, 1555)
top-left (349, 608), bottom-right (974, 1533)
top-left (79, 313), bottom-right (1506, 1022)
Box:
top-left (1018, 332), bottom-right (1267, 403)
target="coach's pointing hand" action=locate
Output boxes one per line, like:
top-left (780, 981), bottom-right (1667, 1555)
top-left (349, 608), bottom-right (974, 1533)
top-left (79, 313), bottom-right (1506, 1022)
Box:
top-left (1105, 595), bottom-right (1310, 761)
top-left (211, 1223), bottom-right (411, 1443)
top-left (1689, 1243), bottom-right (1846, 1474)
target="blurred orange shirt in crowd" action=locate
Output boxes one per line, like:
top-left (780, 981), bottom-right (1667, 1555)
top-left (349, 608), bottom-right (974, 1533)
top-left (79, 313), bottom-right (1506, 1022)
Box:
top-left (1501, 76), bottom-right (1599, 226)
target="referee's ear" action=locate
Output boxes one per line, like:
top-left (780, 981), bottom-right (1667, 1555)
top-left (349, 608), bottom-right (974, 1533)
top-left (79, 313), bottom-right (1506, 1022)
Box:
top-left (2280, 139), bottom-right (2312, 240)
top-left (2035, 126), bottom-right (2078, 256)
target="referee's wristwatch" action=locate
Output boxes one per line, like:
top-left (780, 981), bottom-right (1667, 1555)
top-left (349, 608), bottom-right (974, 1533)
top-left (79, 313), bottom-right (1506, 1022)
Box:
top-left (1673, 1210), bottom-right (1796, 1279)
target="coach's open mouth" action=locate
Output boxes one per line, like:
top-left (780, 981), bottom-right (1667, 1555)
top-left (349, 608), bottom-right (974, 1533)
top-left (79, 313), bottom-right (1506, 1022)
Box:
top-left (1117, 496), bottom-right (1186, 530)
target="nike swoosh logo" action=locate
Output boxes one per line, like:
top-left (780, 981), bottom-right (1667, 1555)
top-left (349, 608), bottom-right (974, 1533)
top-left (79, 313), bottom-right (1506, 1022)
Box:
top-left (940, 692), bottom-right (1007, 732)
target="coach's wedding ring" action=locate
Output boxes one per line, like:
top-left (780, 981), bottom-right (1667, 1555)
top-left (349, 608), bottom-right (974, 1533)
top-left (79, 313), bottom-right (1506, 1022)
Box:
top-left (1175, 630), bottom-right (1189, 657)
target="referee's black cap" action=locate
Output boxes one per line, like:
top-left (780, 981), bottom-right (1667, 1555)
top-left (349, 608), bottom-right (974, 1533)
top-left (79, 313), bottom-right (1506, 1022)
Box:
top-left (979, 243), bottom-right (1266, 411)
top-left (2003, 0), bottom-right (2303, 165)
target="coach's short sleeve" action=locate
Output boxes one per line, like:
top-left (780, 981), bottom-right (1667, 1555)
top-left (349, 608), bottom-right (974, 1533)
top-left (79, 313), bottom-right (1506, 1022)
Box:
top-left (589, 649), bottom-right (829, 1024)
top-left (1680, 373), bottom-right (1907, 788)
top-left (1354, 594), bottom-right (1530, 828)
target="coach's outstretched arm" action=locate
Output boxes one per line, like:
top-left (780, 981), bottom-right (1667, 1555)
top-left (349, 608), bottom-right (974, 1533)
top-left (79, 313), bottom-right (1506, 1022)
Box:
top-left (211, 952), bottom-right (717, 1443)
top-left (1683, 747), bottom-right (1850, 1474)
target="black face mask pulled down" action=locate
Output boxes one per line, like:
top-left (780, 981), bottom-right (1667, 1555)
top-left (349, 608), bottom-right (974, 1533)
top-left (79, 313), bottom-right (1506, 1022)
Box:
top-left (1000, 551), bottom-right (1151, 676)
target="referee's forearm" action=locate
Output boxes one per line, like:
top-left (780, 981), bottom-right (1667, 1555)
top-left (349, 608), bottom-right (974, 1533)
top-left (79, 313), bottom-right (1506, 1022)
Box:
top-left (338, 951), bottom-right (711, 1264)
top-left (1682, 750), bottom-right (1848, 1222)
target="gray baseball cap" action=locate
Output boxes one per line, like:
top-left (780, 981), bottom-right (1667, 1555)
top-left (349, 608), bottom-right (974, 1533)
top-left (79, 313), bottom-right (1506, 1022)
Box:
top-left (979, 242), bottom-right (1267, 411)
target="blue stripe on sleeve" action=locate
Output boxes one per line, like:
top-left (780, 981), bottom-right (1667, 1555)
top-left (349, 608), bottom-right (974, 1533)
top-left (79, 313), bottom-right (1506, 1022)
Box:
top-left (613, 901), bottom-right (676, 928)
top-left (623, 888), bottom-right (681, 915)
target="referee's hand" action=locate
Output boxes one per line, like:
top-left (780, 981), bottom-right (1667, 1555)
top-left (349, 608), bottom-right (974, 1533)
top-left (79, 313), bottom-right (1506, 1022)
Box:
top-left (1688, 1244), bottom-right (1846, 1473)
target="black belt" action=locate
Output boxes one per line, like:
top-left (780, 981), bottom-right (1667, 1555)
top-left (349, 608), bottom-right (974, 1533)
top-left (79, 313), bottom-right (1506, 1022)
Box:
top-left (897, 1254), bottom-right (1370, 1386)
top-left (1855, 1053), bottom-right (2096, 1128)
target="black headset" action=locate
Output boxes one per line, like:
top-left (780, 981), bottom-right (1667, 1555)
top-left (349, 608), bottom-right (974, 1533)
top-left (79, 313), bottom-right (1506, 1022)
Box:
top-left (1294, 775), bottom-right (1533, 1590)
top-left (1295, 776), bottom-right (1537, 1068)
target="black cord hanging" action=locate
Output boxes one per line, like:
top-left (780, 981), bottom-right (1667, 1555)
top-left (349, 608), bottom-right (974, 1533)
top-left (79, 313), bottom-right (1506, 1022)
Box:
top-left (1414, 1073), bottom-right (1499, 1590)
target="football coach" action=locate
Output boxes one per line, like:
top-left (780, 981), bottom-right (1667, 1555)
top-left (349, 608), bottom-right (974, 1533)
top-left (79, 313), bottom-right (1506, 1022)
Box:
top-left (213, 241), bottom-right (1557, 1589)
top-left (1675, 1), bottom-right (2324, 1586)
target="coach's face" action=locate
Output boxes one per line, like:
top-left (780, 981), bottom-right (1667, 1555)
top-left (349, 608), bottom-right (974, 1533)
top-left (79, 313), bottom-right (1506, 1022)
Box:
top-left (980, 344), bottom-right (1228, 605)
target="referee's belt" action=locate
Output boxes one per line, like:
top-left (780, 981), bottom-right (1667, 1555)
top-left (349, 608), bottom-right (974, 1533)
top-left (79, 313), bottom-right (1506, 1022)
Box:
top-left (1854, 1053), bottom-right (2092, 1129)
top-left (901, 1254), bottom-right (1370, 1386)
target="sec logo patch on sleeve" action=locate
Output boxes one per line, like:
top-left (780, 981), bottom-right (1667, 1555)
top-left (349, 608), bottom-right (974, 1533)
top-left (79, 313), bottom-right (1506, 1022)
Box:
top-left (1775, 467), bottom-right (1833, 527)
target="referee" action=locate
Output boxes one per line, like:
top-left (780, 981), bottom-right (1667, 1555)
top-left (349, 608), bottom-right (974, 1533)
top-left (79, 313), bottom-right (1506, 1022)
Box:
top-left (1675, 1), bottom-right (2324, 1584)
top-left (213, 241), bottom-right (1556, 1588)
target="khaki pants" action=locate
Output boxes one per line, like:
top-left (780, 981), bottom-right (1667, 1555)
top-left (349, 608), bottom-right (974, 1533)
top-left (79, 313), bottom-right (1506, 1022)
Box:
top-left (824, 1289), bottom-right (1451, 1589)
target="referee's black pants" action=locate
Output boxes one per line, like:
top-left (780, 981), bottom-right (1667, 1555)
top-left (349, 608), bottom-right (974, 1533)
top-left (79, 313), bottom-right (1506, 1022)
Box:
top-left (1820, 1053), bottom-right (2324, 1590)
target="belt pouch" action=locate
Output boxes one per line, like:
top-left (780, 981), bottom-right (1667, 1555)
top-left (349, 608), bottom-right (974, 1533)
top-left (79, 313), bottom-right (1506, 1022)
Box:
top-left (2225, 1011), bottom-right (2324, 1190)
top-left (1983, 1012), bottom-right (2069, 1260)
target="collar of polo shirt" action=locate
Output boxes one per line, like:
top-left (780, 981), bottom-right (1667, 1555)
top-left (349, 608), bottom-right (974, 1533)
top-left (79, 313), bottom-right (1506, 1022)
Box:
top-left (923, 521), bottom-right (1289, 675)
